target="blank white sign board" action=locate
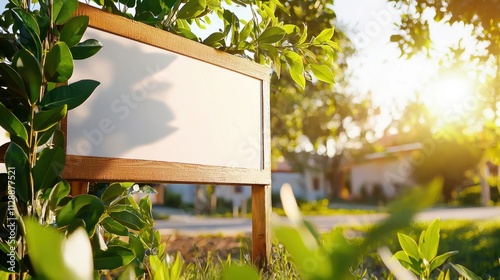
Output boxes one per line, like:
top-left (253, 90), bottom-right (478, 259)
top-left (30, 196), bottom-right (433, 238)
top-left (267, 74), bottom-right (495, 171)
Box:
top-left (68, 28), bottom-right (264, 170)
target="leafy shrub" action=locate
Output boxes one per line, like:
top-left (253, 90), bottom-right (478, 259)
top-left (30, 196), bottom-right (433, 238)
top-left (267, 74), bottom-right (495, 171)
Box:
top-left (456, 185), bottom-right (482, 206)
top-left (351, 220), bottom-right (500, 279)
top-left (299, 198), bottom-right (329, 212)
top-left (163, 189), bottom-right (183, 209)
top-left (437, 220), bottom-right (500, 279)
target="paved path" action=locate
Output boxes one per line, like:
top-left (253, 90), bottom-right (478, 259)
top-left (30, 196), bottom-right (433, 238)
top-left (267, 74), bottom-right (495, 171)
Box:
top-left (154, 207), bottom-right (500, 235)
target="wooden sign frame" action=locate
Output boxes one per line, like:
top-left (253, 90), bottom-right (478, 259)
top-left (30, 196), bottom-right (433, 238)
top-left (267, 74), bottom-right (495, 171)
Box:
top-left (63, 3), bottom-right (272, 266)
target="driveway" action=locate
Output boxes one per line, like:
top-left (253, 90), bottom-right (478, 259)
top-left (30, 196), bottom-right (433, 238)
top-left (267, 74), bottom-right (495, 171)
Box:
top-left (154, 206), bottom-right (500, 235)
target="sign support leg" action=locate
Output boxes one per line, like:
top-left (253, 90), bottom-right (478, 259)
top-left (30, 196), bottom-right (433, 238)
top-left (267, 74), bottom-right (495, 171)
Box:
top-left (251, 184), bottom-right (271, 268)
top-left (69, 180), bottom-right (88, 196)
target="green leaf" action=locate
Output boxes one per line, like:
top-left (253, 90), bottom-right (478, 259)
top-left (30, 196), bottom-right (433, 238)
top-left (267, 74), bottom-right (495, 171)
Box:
top-left (102, 217), bottom-right (129, 236)
top-left (101, 182), bottom-right (129, 204)
top-left (160, 0), bottom-right (177, 8)
top-left (176, 0), bottom-right (207, 19)
top-left (40, 80), bottom-right (99, 110)
top-left (298, 24), bottom-right (308, 44)
top-left (117, 266), bottom-right (136, 280)
top-left (313, 27), bottom-right (334, 44)
top-left (129, 234), bottom-right (145, 261)
top-left (12, 8), bottom-right (42, 59)
top-left (149, 255), bottom-right (167, 279)
top-left (93, 246), bottom-right (135, 270)
top-left (430, 251), bottom-right (458, 272)
top-left (12, 50), bottom-right (42, 104)
top-left (48, 180), bottom-right (71, 210)
top-left (33, 146), bottom-right (65, 191)
top-left (420, 218), bottom-right (440, 261)
top-left (57, 194), bottom-right (104, 236)
top-left (393, 250), bottom-right (411, 264)
top-left (0, 241), bottom-right (19, 273)
top-left (52, 129), bottom-right (65, 149)
top-left (37, 125), bottom-right (57, 146)
top-left (240, 20), bottom-right (253, 40)
top-left (4, 142), bottom-right (30, 202)
top-left (24, 219), bottom-right (64, 279)
top-left (139, 196), bottom-right (152, 218)
top-left (222, 264), bottom-right (259, 280)
top-left (438, 269), bottom-right (451, 280)
top-left (0, 58), bottom-right (28, 101)
top-left (170, 251), bottom-right (184, 280)
top-left (53, 0), bottom-right (79, 25)
top-left (44, 42), bottom-right (74, 83)
top-left (24, 219), bottom-right (93, 280)
top-left (203, 32), bottom-right (225, 45)
top-left (10, 134), bottom-right (29, 156)
top-left (282, 24), bottom-right (299, 34)
top-left (0, 102), bottom-right (28, 141)
top-left (257, 26), bottom-right (285, 44)
top-left (393, 250), bottom-right (422, 275)
top-left (60, 16), bottom-right (89, 47)
top-left (33, 105), bottom-right (67, 132)
top-left (283, 51), bottom-right (305, 90)
top-left (309, 64), bottom-right (335, 84)
top-left (175, 27), bottom-right (199, 41)
top-left (70, 39), bottom-right (103, 60)
top-left (326, 40), bottom-right (341, 51)
top-left (109, 210), bottom-right (146, 231)
top-left (450, 263), bottom-right (481, 280)
top-left (12, 8), bottom-right (40, 35)
top-left (397, 233), bottom-right (420, 262)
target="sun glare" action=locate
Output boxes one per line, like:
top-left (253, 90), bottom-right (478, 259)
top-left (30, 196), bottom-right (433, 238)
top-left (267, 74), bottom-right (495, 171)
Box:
top-left (421, 71), bottom-right (478, 123)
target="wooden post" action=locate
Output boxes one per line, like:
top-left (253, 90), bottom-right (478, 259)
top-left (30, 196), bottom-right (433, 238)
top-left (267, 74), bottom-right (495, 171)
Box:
top-left (251, 184), bottom-right (271, 268)
top-left (69, 181), bottom-right (88, 196)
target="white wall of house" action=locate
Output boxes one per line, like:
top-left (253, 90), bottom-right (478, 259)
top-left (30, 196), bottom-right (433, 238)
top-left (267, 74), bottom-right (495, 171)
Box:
top-left (158, 170), bottom-right (330, 205)
top-left (215, 185), bottom-right (251, 206)
top-left (164, 184), bottom-right (196, 203)
top-left (350, 156), bottom-right (415, 198)
top-left (272, 172), bottom-right (305, 198)
top-left (304, 171), bottom-right (328, 201)
top-left (272, 171), bottom-right (328, 200)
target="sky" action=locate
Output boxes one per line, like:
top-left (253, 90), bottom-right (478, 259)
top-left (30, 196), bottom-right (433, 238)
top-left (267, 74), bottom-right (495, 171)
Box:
top-left (333, 0), bottom-right (485, 135)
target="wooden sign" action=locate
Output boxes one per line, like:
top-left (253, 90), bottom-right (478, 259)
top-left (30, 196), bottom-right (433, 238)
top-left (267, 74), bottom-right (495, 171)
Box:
top-left (64, 4), bottom-right (272, 266)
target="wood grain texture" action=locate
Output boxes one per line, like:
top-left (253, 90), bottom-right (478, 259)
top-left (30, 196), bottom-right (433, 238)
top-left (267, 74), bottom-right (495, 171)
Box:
top-left (262, 79), bottom-right (271, 171)
top-left (63, 155), bottom-right (271, 185)
top-left (75, 3), bottom-right (269, 80)
top-left (69, 181), bottom-right (88, 196)
top-left (252, 185), bottom-right (272, 267)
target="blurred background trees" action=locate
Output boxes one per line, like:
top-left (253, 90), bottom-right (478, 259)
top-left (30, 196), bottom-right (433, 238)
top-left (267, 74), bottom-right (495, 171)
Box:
top-left (270, 0), bottom-right (378, 198)
top-left (384, 0), bottom-right (500, 203)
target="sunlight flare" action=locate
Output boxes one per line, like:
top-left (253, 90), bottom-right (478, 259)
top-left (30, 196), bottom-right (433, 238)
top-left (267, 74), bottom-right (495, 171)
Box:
top-left (422, 70), bottom-right (478, 122)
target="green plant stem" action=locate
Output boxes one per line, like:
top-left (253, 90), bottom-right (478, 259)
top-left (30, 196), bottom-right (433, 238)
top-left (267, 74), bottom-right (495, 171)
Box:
top-left (28, 105), bottom-right (36, 216)
top-left (162, 0), bottom-right (183, 30)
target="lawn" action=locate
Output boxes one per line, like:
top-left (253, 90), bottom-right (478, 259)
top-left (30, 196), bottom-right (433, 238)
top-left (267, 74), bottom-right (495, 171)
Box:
top-left (161, 219), bottom-right (500, 279)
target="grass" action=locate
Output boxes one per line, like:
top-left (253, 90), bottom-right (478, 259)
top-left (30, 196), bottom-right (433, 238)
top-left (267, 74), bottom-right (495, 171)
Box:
top-left (160, 219), bottom-right (500, 279)
top-left (272, 207), bottom-right (380, 216)
top-left (343, 219), bottom-right (500, 279)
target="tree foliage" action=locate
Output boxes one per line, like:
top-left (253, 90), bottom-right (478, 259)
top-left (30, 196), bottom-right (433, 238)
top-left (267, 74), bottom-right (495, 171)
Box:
top-left (389, 0), bottom-right (500, 60)
top-left (388, 0), bottom-right (500, 199)
top-left (268, 0), bottom-right (377, 197)
top-left (85, 0), bottom-right (340, 89)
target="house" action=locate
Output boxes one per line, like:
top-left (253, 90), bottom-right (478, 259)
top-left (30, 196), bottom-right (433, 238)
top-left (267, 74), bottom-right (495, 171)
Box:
top-left (271, 160), bottom-right (329, 201)
top-left (349, 142), bottom-right (422, 199)
top-left (151, 158), bottom-right (331, 209)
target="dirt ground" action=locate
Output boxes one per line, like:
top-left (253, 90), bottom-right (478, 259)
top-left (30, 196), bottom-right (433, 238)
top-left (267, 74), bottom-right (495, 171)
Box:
top-left (161, 234), bottom-right (252, 262)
